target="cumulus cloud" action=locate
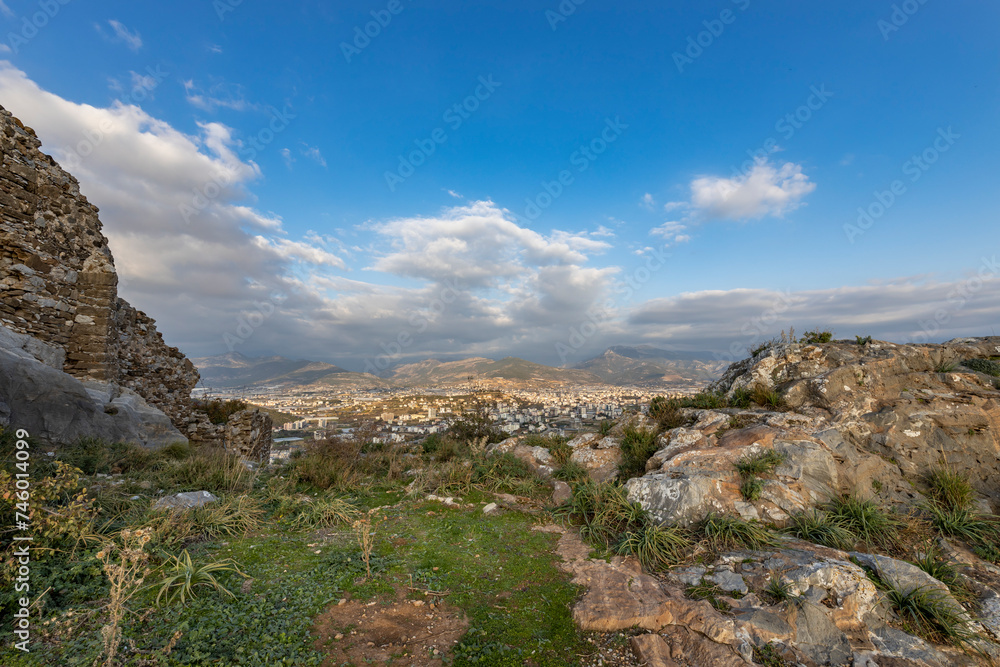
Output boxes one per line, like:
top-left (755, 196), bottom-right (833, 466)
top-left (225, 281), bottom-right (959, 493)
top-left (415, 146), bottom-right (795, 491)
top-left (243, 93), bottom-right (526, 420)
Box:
top-left (105, 20), bottom-right (143, 51)
top-left (688, 159), bottom-right (816, 220)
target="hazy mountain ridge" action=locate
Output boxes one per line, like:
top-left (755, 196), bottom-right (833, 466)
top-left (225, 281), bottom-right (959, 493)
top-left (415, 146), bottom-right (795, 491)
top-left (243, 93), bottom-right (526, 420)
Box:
top-left (192, 347), bottom-right (727, 390)
top-left (575, 346), bottom-right (728, 387)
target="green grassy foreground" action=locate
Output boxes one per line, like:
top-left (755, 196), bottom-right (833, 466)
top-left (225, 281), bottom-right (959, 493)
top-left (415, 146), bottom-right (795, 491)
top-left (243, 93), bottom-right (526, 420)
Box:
top-left (0, 428), bottom-right (596, 666)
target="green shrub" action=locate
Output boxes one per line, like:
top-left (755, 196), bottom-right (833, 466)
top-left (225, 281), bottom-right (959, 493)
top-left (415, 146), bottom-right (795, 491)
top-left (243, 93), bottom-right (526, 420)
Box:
top-left (648, 396), bottom-right (688, 430)
top-left (599, 420), bottom-right (615, 436)
top-left (676, 392), bottom-right (729, 410)
top-left (800, 329), bottom-right (833, 344)
top-left (729, 387), bottom-right (754, 409)
top-left (615, 524), bottom-right (689, 569)
top-left (740, 478), bottom-right (764, 502)
top-left (962, 358), bottom-right (1000, 377)
top-left (856, 335), bottom-right (873, 346)
top-left (617, 426), bottom-right (660, 480)
top-left (472, 453), bottom-right (546, 497)
top-left (700, 513), bottom-right (776, 551)
top-left (448, 414), bottom-right (505, 444)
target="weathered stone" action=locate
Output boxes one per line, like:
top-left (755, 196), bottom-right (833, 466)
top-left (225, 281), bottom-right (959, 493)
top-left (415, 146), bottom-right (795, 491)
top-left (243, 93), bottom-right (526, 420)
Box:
top-left (224, 408), bottom-right (272, 463)
top-left (551, 480), bottom-right (572, 505)
top-left (628, 634), bottom-right (675, 667)
top-left (153, 491), bottom-right (218, 511)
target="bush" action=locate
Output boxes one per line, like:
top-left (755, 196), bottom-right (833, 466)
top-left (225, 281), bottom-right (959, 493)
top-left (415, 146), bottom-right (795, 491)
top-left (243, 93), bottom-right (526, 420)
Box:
top-left (617, 426), bottom-right (660, 480)
top-left (648, 396), bottom-right (688, 430)
top-left (676, 392), bottom-right (729, 410)
top-left (800, 329), bottom-right (833, 344)
top-left (472, 453), bottom-right (546, 497)
top-left (448, 414), bottom-right (505, 444)
top-left (962, 358), bottom-right (1000, 377)
top-left (749, 384), bottom-right (785, 410)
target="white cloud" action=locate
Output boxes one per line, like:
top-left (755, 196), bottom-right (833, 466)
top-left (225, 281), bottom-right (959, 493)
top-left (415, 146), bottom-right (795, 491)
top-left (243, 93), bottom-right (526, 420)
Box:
top-left (253, 236), bottom-right (345, 269)
top-left (183, 78), bottom-right (255, 113)
top-left (445, 189), bottom-right (463, 199)
top-left (650, 221), bottom-right (689, 245)
top-left (0, 1), bottom-right (13, 18)
top-left (106, 20), bottom-right (143, 51)
top-left (301, 145), bottom-right (327, 167)
top-left (688, 159), bottom-right (816, 220)
top-left (640, 193), bottom-right (655, 210)
top-left (280, 147), bottom-right (294, 168)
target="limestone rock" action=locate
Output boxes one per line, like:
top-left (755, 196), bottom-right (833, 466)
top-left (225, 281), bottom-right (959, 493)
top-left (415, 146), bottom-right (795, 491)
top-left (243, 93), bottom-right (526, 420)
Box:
top-left (224, 408), bottom-right (272, 463)
top-left (153, 491), bottom-right (218, 511)
top-left (0, 324), bottom-right (187, 448)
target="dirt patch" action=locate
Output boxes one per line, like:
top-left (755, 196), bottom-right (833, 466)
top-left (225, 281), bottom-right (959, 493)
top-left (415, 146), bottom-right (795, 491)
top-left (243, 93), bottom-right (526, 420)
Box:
top-left (313, 584), bottom-right (468, 666)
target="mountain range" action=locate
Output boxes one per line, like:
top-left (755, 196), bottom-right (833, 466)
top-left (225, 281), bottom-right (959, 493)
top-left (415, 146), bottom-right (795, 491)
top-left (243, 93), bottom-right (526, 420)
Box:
top-left (192, 346), bottom-right (729, 391)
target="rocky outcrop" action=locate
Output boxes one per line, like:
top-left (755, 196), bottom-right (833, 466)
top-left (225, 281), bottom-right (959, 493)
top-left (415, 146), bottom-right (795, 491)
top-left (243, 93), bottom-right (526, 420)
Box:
top-left (627, 338), bottom-right (1000, 527)
top-left (0, 323), bottom-right (186, 447)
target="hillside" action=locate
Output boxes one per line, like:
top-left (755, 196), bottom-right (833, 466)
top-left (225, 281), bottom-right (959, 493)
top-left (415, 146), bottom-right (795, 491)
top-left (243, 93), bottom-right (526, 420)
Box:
top-left (193, 352), bottom-right (385, 388)
top-left (386, 356), bottom-right (603, 388)
top-left (575, 345), bottom-right (728, 387)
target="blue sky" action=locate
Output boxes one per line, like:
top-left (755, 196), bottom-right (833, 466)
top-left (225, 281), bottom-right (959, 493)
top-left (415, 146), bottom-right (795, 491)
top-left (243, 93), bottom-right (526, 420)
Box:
top-left (1, 0), bottom-right (998, 370)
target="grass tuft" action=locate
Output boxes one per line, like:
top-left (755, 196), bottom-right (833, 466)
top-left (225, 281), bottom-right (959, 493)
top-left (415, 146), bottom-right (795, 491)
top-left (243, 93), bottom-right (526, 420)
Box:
top-left (962, 358), bottom-right (1000, 377)
top-left (614, 524), bottom-right (690, 570)
top-left (699, 513), bottom-right (776, 551)
top-left (825, 494), bottom-right (902, 550)
top-left (617, 426), bottom-right (660, 481)
top-left (786, 510), bottom-right (856, 550)
top-left (926, 468), bottom-right (975, 511)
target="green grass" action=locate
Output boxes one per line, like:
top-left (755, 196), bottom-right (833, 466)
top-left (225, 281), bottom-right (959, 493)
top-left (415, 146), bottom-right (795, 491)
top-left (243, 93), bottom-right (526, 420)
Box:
top-left (786, 510), bottom-right (856, 550)
top-left (699, 513), bottom-right (776, 551)
top-left (752, 642), bottom-right (791, 666)
top-left (749, 384), bottom-right (785, 409)
top-left (926, 468), bottom-right (975, 511)
top-left (934, 361), bottom-right (958, 373)
top-left (735, 450), bottom-right (785, 478)
top-left (825, 495), bottom-right (902, 551)
top-left (912, 550), bottom-right (972, 604)
top-left (762, 573), bottom-right (795, 604)
top-left (873, 576), bottom-right (984, 653)
top-left (614, 524), bottom-right (689, 570)
top-left (735, 450), bottom-right (785, 501)
top-left (685, 580), bottom-right (731, 612)
top-left (962, 358), bottom-right (1000, 377)
top-left (555, 480), bottom-right (647, 548)
top-left (552, 460), bottom-right (589, 483)
top-left (925, 503), bottom-right (1000, 562)
top-left (617, 426), bottom-right (660, 480)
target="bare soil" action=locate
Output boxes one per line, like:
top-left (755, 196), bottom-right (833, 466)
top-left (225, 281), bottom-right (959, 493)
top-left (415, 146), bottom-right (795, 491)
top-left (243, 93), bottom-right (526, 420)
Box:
top-left (313, 584), bottom-right (469, 666)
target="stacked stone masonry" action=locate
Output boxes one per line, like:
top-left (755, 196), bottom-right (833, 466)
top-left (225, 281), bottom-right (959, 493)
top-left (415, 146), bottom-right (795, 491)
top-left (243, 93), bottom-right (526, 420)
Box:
top-left (0, 104), bottom-right (224, 444)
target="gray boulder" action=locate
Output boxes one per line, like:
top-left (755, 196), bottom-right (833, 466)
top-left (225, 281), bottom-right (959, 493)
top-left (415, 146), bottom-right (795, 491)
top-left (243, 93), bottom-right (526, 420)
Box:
top-left (0, 324), bottom-right (187, 448)
top-left (153, 491), bottom-right (218, 511)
